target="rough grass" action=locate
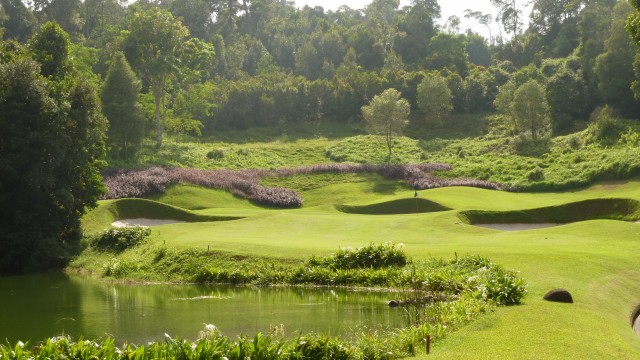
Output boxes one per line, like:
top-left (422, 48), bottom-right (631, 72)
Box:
top-left (422, 132), bottom-right (640, 191)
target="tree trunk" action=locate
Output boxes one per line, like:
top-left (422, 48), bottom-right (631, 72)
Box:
top-left (154, 83), bottom-right (163, 148)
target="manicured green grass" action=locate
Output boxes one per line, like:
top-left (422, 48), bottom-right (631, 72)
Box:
top-left (77, 176), bottom-right (640, 358)
top-left (82, 198), bottom-right (243, 233)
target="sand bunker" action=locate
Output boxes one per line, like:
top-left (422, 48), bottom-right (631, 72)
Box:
top-left (475, 223), bottom-right (562, 231)
top-left (111, 218), bottom-right (185, 227)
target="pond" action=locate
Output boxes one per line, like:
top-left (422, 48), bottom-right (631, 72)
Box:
top-left (0, 274), bottom-right (404, 344)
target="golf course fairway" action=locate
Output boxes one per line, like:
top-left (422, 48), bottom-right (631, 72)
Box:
top-left (79, 177), bottom-right (640, 359)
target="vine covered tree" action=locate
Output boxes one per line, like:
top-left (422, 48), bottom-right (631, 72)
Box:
top-left (361, 88), bottom-right (410, 162)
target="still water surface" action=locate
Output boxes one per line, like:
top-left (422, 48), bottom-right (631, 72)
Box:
top-left (0, 274), bottom-right (403, 344)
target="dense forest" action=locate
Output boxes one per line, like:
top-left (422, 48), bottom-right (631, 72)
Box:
top-left (2, 0), bottom-right (640, 272)
top-left (2, 0), bottom-right (640, 151)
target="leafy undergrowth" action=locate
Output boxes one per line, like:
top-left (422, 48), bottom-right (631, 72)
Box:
top-left (325, 135), bottom-right (425, 163)
top-left (107, 138), bottom-right (333, 170)
top-left (422, 132), bottom-right (640, 191)
top-left (64, 243), bottom-right (525, 360)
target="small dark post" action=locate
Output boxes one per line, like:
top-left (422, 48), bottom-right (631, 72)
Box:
top-left (455, 252), bottom-right (458, 261)
top-left (426, 335), bottom-right (431, 354)
top-left (208, 245), bottom-right (210, 253)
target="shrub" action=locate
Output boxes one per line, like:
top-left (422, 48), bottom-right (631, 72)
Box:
top-left (308, 243), bottom-right (407, 270)
top-left (527, 166), bottom-right (545, 181)
top-left (206, 148), bottom-right (225, 159)
top-left (587, 107), bottom-right (624, 145)
top-left (91, 226), bottom-right (151, 252)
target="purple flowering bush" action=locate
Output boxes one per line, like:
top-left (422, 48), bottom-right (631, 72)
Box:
top-left (102, 163), bottom-right (507, 208)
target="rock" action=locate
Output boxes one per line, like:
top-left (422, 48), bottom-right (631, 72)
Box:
top-left (543, 288), bottom-right (574, 303)
top-left (387, 300), bottom-right (400, 308)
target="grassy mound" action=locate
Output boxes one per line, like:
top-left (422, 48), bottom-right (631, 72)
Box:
top-left (82, 198), bottom-right (243, 233)
top-left (337, 198), bottom-right (451, 215)
top-left (147, 184), bottom-right (259, 210)
top-left (459, 198), bottom-right (640, 225)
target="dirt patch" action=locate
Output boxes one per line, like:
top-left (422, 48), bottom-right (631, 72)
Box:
top-left (475, 223), bottom-right (561, 231)
top-left (111, 218), bottom-right (185, 227)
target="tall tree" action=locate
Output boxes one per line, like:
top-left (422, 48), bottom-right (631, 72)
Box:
top-left (395, 0), bottom-right (440, 64)
top-left (0, 41), bottom-right (107, 273)
top-left (416, 73), bottom-right (453, 127)
top-left (361, 88), bottom-right (410, 162)
top-left (512, 80), bottom-right (550, 140)
top-left (28, 21), bottom-right (70, 78)
top-left (597, 1), bottom-right (640, 118)
top-left (0, 0), bottom-right (36, 41)
top-left (490, 0), bottom-right (523, 43)
top-left (123, 7), bottom-right (189, 148)
top-left (102, 51), bottom-right (144, 159)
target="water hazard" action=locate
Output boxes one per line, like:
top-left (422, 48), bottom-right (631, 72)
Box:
top-left (0, 274), bottom-right (403, 344)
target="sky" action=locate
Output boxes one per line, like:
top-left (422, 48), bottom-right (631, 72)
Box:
top-left (293, 0), bottom-right (533, 40)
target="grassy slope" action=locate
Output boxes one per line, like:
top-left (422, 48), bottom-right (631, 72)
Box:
top-left (81, 178), bottom-right (640, 358)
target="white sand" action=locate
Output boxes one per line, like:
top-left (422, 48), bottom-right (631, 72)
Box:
top-left (475, 223), bottom-right (562, 231)
top-left (634, 315), bottom-right (640, 337)
top-left (111, 218), bottom-right (185, 227)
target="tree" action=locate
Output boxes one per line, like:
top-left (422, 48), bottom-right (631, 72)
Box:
top-left (597, 1), bottom-right (640, 118)
top-left (490, 0), bottom-right (523, 42)
top-left (123, 8), bottom-right (189, 148)
top-left (28, 21), bottom-right (70, 78)
top-left (545, 67), bottom-right (587, 134)
top-left (426, 33), bottom-right (468, 76)
top-left (0, 0), bottom-right (36, 41)
top-left (0, 50), bottom-right (107, 273)
top-left (512, 80), bottom-right (550, 140)
top-left (361, 88), bottom-right (410, 162)
top-left (395, 0), bottom-right (440, 65)
top-left (102, 51), bottom-right (144, 159)
top-left (416, 74), bottom-right (453, 127)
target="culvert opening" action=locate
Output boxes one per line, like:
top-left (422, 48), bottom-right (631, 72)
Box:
top-left (632, 304), bottom-right (640, 337)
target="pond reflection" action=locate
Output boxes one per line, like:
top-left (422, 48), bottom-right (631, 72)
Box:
top-left (0, 274), bottom-right (403, 344)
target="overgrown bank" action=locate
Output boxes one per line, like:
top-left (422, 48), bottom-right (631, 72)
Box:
top-left (52, 243), bottom-right (528, 359)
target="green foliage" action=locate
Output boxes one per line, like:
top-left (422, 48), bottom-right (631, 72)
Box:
top-left (0, 44), bottom-right (107, 273)
top-left (511, 80), bottom-right (551, 141)
top-left (102, 51), bottom-right (144, 159)
top-left (308, 243), bottom-right (408, 270)
top-left (587, 106), bottom-right (625, 145)
top-left (598, 1), bottom-right (640, 118)
top-left (362, 88), bottom-right (411, 162)
top-left (28, 21), bottom-right (70, 78)
top-left (91, 226), bottom-right (151, 252)
top-left (326, 135), bottom-right (423, 164)
top-left (421, 132), bottom-right (640, 191)
top-left (416, 73), bottom-right (453, 127)
top-left (123, 7), bottom-right (189, 148)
